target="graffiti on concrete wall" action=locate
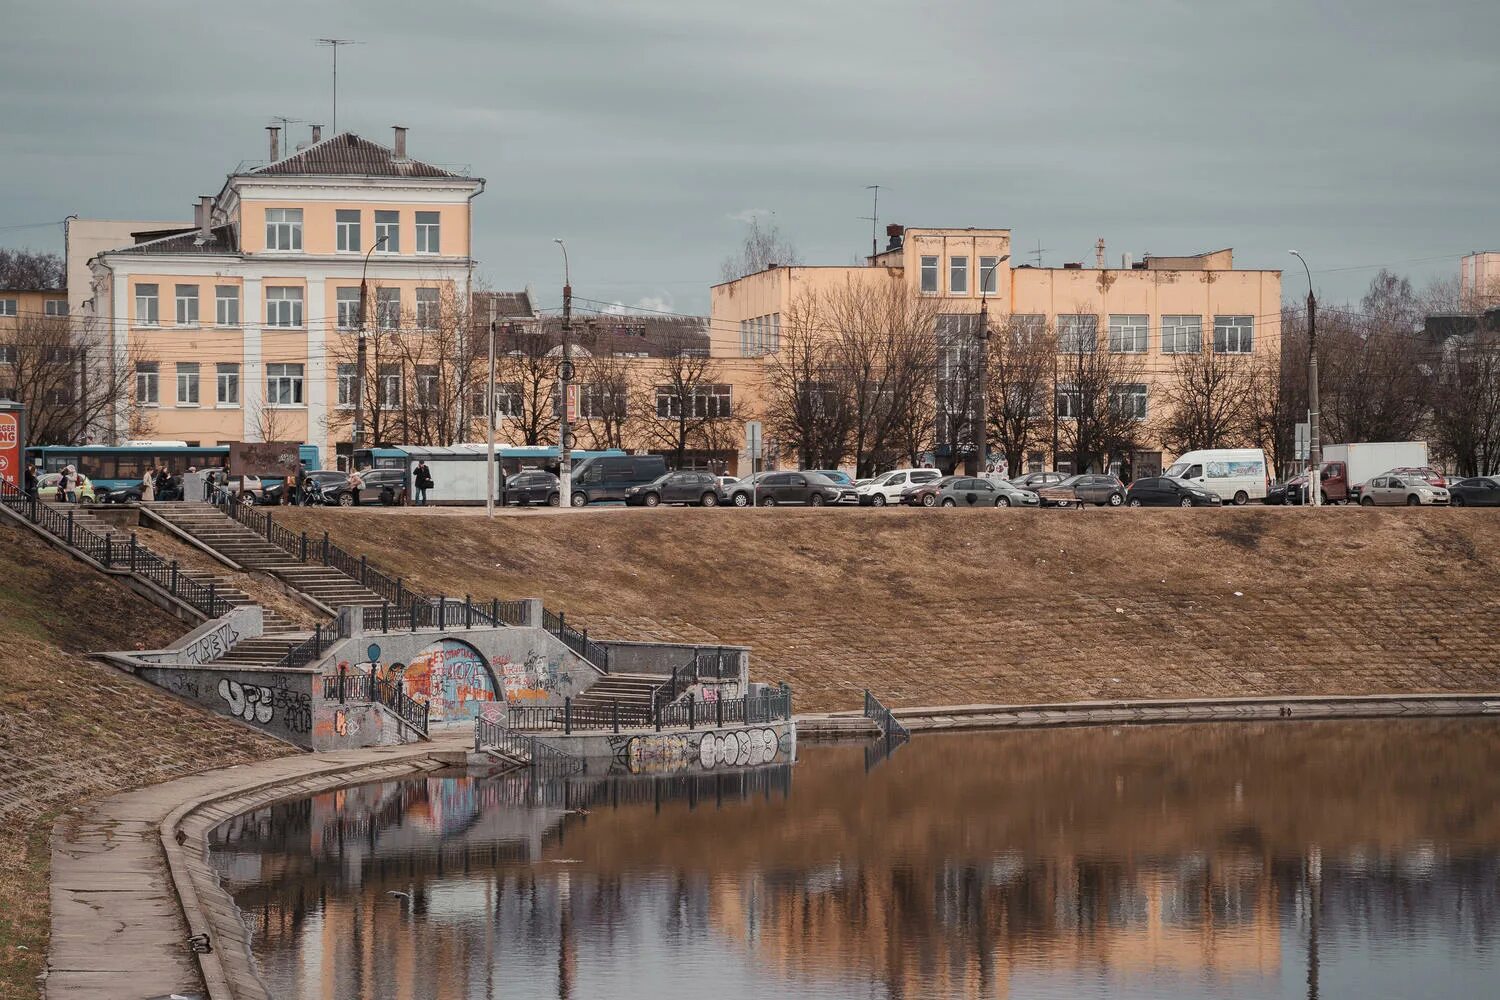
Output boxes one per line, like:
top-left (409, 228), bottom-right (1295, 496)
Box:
top-left (498, 650), bottom-right (571, 702)
top-left (699, 728), bottom-right (779, 769)
top-left (182, 620), bottom-right (241, 666)
top-left (401, 639), bottom-right (497, 724)
top-left (217, 678), bottom-right (312, 734)
top-left (609, 726), bottom-right (783, 774)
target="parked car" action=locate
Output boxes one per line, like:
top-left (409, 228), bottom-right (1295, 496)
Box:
top-left (1389, 466), bottom-right (1447, 489)
top-left (1126, 477), bottom-right (1222, 507)
top-left (1358, 474), bottom-right (1449, 506)
top-left (901, 475), bottom-right (961, 507)
top-left (505, 470), bottom-right (561, 506)
top-left (37, 472), bottom-right (98, 503)
top-left (1265, 475), bottom-right (1310, 506)
top-left (321, 468), bottom-right (407, 506)
top-left (568, 455), bottom-right (669, 506)
top-left (857, 468), bottom-right (943, 506)
top-left (725, 470), bottom-right (843, 507)
top-left (1448, 477), bottom-right (1500, 506)
top-left (1010, 471), bottom-right (1066, 491)
top-left (938, 477), bottom-right (1040, 508)
top-left (1036, 474), bottom-right (1126, 508)
top-left (625, 471), bottom-right (722, 507)
top-left (809, 469), bottom-right (860, 502)
top-left (716, 475), bottom-right (739, 492)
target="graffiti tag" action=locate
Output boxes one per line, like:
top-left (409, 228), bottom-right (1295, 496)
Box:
top-left (183, 621), bottom-right (241, 665)
top-left (217, 678), bottom-right (312, 733)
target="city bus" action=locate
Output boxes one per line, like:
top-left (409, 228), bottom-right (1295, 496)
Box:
top-left (26, 443), bottom-right (322, 495)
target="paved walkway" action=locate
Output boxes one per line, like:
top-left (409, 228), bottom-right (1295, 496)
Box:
top-left (47, 737), bottom-right (471, 1000)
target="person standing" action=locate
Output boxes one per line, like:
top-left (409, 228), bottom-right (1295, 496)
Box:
top-left (23, 464), bottom-right (37, 498)
top-left (414, 461), bottom-right (433, 506)
top-left (140, 466), bottom-right (155, 503)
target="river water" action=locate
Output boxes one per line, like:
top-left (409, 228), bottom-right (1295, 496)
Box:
top-left (208, 719), bottom-right (1500, 999)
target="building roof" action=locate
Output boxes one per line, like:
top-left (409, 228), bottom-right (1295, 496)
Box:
top-left (106, 225), bottom-right (239, 256)
top-left (473, 290), bottom-right (537, 320)
top-left (245, 132), bottom-right (466, 179)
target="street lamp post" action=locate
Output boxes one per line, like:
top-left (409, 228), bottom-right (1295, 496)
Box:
top-left (1290, 251), bottom-right (1320, 507)
top-left (353, 233), bottom-right (390, 458)
top-left (974, 254), bottom-right (1010, 475)
top-left (554, 239), bottom-right (573, 507)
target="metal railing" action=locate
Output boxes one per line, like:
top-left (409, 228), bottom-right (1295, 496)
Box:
top-left (863, 689), bottom-right (911, 742)
top-left (213, 495), bottom-right (608, 671)
top-left (475, 715), bottom-right (582, 773)
top-left (1, 478), bottom-right (234, 620)
top-left (316, 671), bottom-right (429, 738)
top-left (512, 686), bottom-right (792, 734)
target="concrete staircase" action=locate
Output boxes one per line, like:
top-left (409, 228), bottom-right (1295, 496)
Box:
top-left (142, 502), bottom-right (389, 614)
top-left (569, 672), bottom-right (669, 723)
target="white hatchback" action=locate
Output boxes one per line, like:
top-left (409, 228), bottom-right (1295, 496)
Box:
top-left (857, 468), bottom-right (943, 506)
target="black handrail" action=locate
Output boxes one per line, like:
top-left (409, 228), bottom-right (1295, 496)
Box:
top-left (475, 716), bottom-right (582, 773)
top-left (863, 689), bottom-right (910, 742)
top-left (511, 688), bottom-right (792, 734)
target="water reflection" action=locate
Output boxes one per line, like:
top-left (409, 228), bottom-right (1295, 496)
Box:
top-left (210, 719), bottom-right (1500, 999)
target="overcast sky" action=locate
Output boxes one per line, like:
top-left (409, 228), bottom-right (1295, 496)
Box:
top-left (2, 0), bottom-right (1496, 314)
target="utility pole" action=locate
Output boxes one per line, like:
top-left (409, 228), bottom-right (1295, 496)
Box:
top-left (353, 234), bottom-right (388, 457)
top-left (486, 298), bottom-right (496, 519)
top-left (555, 239), bottom-right (573, 507)
top-left (1291, 251), bottom-right (1321, 506)
top-left (974, 255), bottom-right (1010, 475)
top-left (315, 39), bottom-right (359, 134)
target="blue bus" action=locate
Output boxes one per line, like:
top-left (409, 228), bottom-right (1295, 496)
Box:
top-left (27, 443), bottom-right (322, 494)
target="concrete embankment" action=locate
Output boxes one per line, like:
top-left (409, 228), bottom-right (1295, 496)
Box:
top-left (275, 506), bottom-right (1500, 714)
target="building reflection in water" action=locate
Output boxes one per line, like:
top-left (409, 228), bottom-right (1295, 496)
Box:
top-left (210, 719), bottom-right (1500, 999)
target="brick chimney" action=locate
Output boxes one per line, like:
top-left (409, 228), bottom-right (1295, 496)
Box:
top-left (266, 126), bottom-right (280, 162)
top-left (392, 125), bottom-right (407, 159)
top-left (311, 124), bottom-right (322, 143)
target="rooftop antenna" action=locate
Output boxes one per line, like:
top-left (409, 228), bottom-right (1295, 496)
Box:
top-left (861, 185), bottom-right (880, 260)
top-left (316, 39), bottom-right (361, 134)
top-left (1030, 239), bottom-right (1051, 268)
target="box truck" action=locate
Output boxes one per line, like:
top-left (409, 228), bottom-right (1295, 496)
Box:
top-left (1318, 441), bottom-right (1428, 503)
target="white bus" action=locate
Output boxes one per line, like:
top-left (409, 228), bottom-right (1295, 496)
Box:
top-left (1164, 448), bottom-right (1268, 505)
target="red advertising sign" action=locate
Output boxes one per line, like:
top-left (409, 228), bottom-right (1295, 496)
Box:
top-left (0, 412), bottom-right (20, 486)
top-left (565, 383), bottom-right (579, 423)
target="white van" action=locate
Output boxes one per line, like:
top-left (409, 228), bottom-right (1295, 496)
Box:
top-left (1164, 448), bottom-right (1268, 505)
top-left (856, 468), bottom-right (943, 506)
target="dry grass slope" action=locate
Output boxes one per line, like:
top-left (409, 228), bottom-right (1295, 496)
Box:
top-left (0, 525), bottom-right (292, 1000)
top-left (275, 506), bottom-right (1500, 713)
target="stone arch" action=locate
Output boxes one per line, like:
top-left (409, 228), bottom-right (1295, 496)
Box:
top-left (399, 639), bottom-right (500, 725)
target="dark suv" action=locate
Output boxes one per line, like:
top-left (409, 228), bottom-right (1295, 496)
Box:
top-left (568, 455), bottom-right (669, 506)
top-left (625, 471), bottom-right (722, 507)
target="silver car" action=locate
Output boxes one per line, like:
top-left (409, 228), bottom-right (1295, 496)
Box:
top-left (1358, 473), bottom-right (1450, 506)
top-left (937, 476), bottom-right (1040, 508)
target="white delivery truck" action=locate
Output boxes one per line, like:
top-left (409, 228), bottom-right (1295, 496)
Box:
top-left (1164, 448), bottom-right (1269, 505)
top-left (1319, 441), bottom-right (1429, 504)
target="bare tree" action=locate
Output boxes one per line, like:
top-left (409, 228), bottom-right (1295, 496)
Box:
top-left (986, 315), bottom-right (1056, 476)
top-left (758, 295), bottom-right (852, 469)
top-left (0, 249), bottom-right (64, 289)
top-left (1430, 322), bottom-right (1500, 476)
top-left (720, 216), bottom-right (800, 282)
top-left (493, 321), bottom-right (561, 446)
top-left (637, 331), bottom-right (742, 469)
top-left (574, 352), bottom-right (634, 451)
top-left (934, 314), bottom-right (985, 473)
top-left (0, 312), bottom-right (153, 445)
top-left (1155, 347), bottom-right (1258, 454)
top-left (1054, 311), bottom-right (1147, 473)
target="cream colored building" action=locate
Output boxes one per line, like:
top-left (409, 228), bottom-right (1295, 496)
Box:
top-left (85, 125), bottom-right (484, 462)
top-left (1460, 251), bottom-right (1500, 309)
top-left (710, 226), bottom-right (1282, 475)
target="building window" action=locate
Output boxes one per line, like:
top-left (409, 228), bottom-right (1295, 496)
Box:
top-left (0, 345), bottom-right (15, 364)
top-left (337, 363), bottom-right (357, 408)
top-left (378, 364), bottom-right (401, 409)
top-left (979, 256), bottom-right (1000, 294)
top-left (1055, 384), bottom-right (1080, 419)
top-left (0, 299), bottom-right (16, 317)
top-left (1161, 315), bottom-right (1202, 354)
top-left (266, 286), bottom-right (303, 328)
top-left (336, 288), bottom-right (361, 331)
top-left (1009, 313), bottom-right (1046, 344)
top-left (949, 256), bottom-right (969, 295)
top-left (1213, 315), bottom-right (1254, 354)
top-left (579, 383), bottom-right (628, 420)
top-left (175, 284), bottom-right (199, 327)
top-left (415, 211), bottom-right (440, 254)
top-left (176, 362), bottom-right (200, 405)
top-left (374, 210), bottom-right (399, 253)
top-left (44, 300), bottom-right (67, 317)
top-left (488, 383), bottom-right (522, 418)
top-left (215, 286), bottom-right (239, 327)
top-left (264, 208), bottom-right (303, 251)
top-left (267, 363), bottom-right (304, 406)
top-left (135, 284), bottom-right (159, 327)
top-left (336, 209), bottom-right (361, 252)
top-left (415, 287), bottom-right (440, 330)
top-left (1057, 314), bottom-right (1098, 353)
top-left (1110, 383), bottom-right (1148, 420)
top-left (920, 255), bottom-right (939, 294)
top-left (216, 363), bottom-right (240, 406)
top-left (376, 287), bottom-right (401, 330)
top-left (1108, 314), bottom-right (1148, 353)
top-left (136, 362), bottom-right (159, 405)
top-left (416, 365), bottom-right (440, 408)
top-left (657, 384), bottom-right (732, 419)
